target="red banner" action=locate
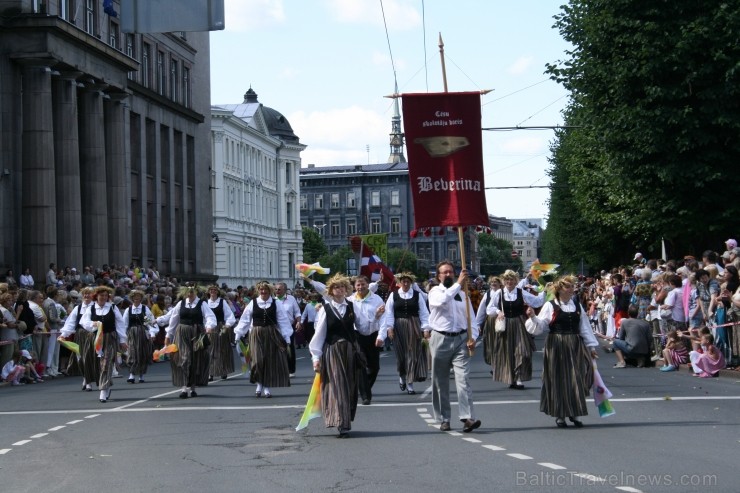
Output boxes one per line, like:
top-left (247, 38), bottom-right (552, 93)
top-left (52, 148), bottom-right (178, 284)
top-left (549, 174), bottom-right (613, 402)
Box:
top-left (401, 92), bottom-right (489, 229)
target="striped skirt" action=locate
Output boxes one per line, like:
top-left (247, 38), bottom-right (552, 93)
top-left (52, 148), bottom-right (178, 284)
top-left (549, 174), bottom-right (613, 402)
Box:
top-left (208, 324), bottom-right (235, 377)
top-left (126, 324), bottom-right (152, 375)
top-left (482, 315), bottom-right (499, 366)
top-left (170, 323), bottom-right (210, 388)
top-left (392, 317), bottom-right (428, 382)
top-left (98, 331), bottom-right (119, 390)
top-left (539, 332), bottom-right (594, 418)
top-left (76, 329), bottom-right (100, 384)
top-left (320, 339), bottom-right (360, 430)
top-left (492, 316), bottom-right (535, 384)
top-left (248, 324), bottom-right (290, 387)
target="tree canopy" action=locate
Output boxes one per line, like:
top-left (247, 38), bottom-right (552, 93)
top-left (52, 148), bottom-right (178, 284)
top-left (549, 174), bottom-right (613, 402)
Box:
top-left (544, 0), bottom-right (740, 268)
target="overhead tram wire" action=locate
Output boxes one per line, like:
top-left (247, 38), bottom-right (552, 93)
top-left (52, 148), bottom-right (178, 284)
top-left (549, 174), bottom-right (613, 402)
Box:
top-left (379, 0), bottom-right (398, 85)
top-left (421, 0), bottom-right (428, 91)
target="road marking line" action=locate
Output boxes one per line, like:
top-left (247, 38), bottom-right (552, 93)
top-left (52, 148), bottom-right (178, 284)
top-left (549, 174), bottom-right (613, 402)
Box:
top-left (424, 418), bottom-right (436, 424)
top-left (419, 413), bottom-right (432, 418)
top-left (538, 462), bottom-right (566, 470)
top-left (462, 437), bottom-right (481, 443)
top-left (572, 473), bottom-right (604, 482)
top-left (12, 440), bottom-right (31, 446)
top-left (507, 453), bottom-right (532, 460)
top-left (66, 420), bottom-right (83, 424)
top-left (615, 487), bottom-right (643, 493)
top-left (48, 426), bottom-right (66, 431)
top-left (416, 407), bottom-right (426, 412)
top-left (30, 433), bottom-right (48, 438)
top-left (84, 414), bottom-right (100, 419)
top-left (0, 449), bottom-right (11, 454)
top-left (482, 445), bottom-right (506, 451)
top-left (447, 431), bottom-right (463, 436)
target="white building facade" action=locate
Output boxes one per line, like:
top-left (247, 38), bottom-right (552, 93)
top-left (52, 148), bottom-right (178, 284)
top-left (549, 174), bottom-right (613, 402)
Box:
top-left (210, 88), bottom-right (306, 288)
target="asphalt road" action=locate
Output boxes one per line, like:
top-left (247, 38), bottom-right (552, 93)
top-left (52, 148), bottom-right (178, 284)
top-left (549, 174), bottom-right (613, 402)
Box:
top-left (1, 337), bottom-right (738, 493)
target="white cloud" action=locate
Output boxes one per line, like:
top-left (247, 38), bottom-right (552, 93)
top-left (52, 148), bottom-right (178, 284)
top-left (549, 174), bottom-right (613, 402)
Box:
top-left (323, 0), bottom-right (421, 30)
top-left (289, 106), bottom-right (389, 166)
top-left (225, 0), bottom-right (285, 31)
top-left (507, 56), bottom-right (534, 76)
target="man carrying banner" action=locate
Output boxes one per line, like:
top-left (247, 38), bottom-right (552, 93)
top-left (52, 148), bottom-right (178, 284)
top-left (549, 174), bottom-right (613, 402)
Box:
top-left (425, 260), bottom-right (481, 432)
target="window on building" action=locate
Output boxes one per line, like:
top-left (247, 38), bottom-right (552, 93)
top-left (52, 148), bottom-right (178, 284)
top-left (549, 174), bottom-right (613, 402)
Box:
top-left (182, 66), bottom-right (191, 108)
top-left (371, 218), bottom-right (381, 233)
top-left (390, 217), bottom-right (400, 233)
top-left (347, 191), bottom-right (356, 208)
top-left (330, 193), bottom-right (339, 208)
top-left (142, 43), bottom-right (151, 88)
top-left (170, 59), bottom-right (178, 102)
top-left (84, 0), bottom-right (95, 35)
top-left (285, 162), bottom-right (291, 184)
top-left (330, 220), bottom-right (340, 236)
top-left (347, 219), bottom-right (356, 235)
top-left (109, 21), bottom-right (119, 49)
top-left (125, 34), bottom-right (136, 79)
top-left (59, 0), bottom-right (72, 21)
top-left (314, 194), bottom-right (323, 209)
top-left (391, 189), bottom-right (400, 206)
top-left (300, 194), bottom-right (307, 210)
top-left (371, 191), bottom-right (380, 207)
top-left (447, 244), bottom-right (458, 260)
top-left (157, 51), bottom-right (165, 95)
top-left (286, 202), bottom-right (293, 229)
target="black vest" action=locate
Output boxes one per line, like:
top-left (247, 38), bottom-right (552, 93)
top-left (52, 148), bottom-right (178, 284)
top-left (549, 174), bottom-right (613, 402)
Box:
top-left (128, 305), bottom-right (148, 328)
top-left (501, 288), bottom-right (525, 318)
top-left (179, 299), bottom-right (204, 326)
top-left (323, 302), bottom-right (356, 345)
top-left (548, 300), bottom-right (581, 334)
top-left (91, 304), bottom-right (117, 334)
top-left (211, 299), bottom-right (225, 324)
top-left (252, 300), bottom-right (278, 327)
top-left (393, 290), bottom-right (420, 319)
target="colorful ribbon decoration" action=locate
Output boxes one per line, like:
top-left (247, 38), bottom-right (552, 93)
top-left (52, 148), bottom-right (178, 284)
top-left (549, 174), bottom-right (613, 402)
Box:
top-left (295, 372), bottom-right (322, 431)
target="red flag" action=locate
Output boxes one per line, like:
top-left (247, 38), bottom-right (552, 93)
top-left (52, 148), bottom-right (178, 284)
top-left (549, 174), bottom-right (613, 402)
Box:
top-left (350, 236), bottom-right (396, 290)
top-left (401, 92), bottom-right (489, 230)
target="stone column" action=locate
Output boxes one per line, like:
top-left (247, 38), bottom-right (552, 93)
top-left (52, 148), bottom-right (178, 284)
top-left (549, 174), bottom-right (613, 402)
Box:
top-left (20, 61), bottom-right (57, 285)
top-left (104, 93), bottom-right (130, 266)
top-left (78, 82), bottom-right (109, 268)
top-left (52, 71), bottom-right (83, 271)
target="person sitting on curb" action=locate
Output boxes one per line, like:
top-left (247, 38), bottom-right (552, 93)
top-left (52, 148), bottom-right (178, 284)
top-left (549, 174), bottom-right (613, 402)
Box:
top-left (611, 305), bottom-right (653, 368)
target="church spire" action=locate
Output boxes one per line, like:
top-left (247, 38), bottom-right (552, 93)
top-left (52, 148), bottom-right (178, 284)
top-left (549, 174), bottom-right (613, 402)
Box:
top-left (387, 81), bottom-right (406, 164)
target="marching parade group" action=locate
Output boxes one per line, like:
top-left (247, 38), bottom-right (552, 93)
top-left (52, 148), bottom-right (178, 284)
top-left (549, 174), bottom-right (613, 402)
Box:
top-left (2, 240), bottom-right (738, 437)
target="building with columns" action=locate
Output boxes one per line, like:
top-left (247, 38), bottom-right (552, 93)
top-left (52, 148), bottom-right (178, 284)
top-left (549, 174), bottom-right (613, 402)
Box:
top-left (211, 88), bottom-right (306, 288)
top-left (0, 0), bottom-right (214, 283)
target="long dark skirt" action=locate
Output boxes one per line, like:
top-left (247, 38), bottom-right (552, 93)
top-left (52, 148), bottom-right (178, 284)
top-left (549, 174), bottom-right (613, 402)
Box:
top-left (248, 324), bottom-right (290, 387)
top-left (76, 329), bottom-right (100, 384)
top-left (492, 316), bottom-right (535, 384)
top-left (170, 323), bottom-right (210, 388)
top-left (482, 315), bottom-right (499, 367)
top-left (126, 324), bottom-right (152, 376)
top-left (540, 332), bottom-right (594, 418)
top-left (320, 339), bottom-right (361, 430)
top-left (392, 317), bottom-right (428, 383)
top-left (208, 324), bottom-right (235, 377)
top-left (98, 332), bottom-right (119, 390)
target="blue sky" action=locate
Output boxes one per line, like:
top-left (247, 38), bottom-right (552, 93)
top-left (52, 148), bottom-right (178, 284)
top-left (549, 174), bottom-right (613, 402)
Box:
top-left (210, 0), bottom-right (571, 224)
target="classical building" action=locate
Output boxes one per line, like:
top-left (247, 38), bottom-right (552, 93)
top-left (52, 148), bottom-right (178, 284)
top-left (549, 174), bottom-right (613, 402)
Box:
top-left (512, 219), bottom-right (543, 268)
top-left (0, 0), bottom-right (214, 282)
top-left (210, 88), bottom-right (305, 288)
top-left (487, 214), bottom-right (514, 243)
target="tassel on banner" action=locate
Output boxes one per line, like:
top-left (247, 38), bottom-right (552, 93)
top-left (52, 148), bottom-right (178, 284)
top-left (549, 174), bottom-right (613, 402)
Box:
top-left (437, 227), bottom-right (446, 236)
top-left (423, 228), bottom-right (431, 237)
top-left (410, 229), bottom-right (418, 238)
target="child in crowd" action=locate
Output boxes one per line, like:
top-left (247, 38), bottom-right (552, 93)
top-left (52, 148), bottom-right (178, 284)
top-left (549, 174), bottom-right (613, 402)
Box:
top-left (688, 333), bottom-right (725, 378)
top-left (659, 330), bottom-right (689, 372)
top-left (1, 349), bottom-right (43, 385)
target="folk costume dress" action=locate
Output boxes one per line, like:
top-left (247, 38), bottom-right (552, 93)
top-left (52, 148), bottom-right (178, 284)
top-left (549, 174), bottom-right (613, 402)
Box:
top-left (525, 299), bottom-right (597, 419)
top-left (207, 297), bottom-right (236, 379)
top-left (122, 304), bottom-right (157, 381)
top-left (309, 300), bottom-right (363, 433)
top-left (485, 287), bottom-right (544, 385)
top-left (60, 300), bottom-right (98, 387)
top-left (385, 287), bottom-right (429, 387)
top-left (233, 297), bottom-right (292, 390)
top-left (80, 302), bottom-right (127, 392)
top-left (165, 299), bottom-right (217, 390)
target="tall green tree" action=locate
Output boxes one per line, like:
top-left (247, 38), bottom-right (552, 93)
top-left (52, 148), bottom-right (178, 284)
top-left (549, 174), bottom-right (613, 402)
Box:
top-left (546, 0), bottom-right (740, 262)
top-left (301, 226), bottom-right (327, 263)
top-left (477, 234), bottom-right (522, 276)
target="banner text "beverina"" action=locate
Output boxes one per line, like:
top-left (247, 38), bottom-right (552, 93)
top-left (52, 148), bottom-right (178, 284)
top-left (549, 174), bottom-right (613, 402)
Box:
top-left (417, 176), bottom-right (482, 193)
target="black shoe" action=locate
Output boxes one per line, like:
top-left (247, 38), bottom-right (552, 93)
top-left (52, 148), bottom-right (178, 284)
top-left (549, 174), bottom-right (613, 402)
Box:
top-left (179, 392), bottom-right (189, 399)
top-left (407, 390), bottom-right (416, 395)
top-left (337, 428), bottom-right (350, 438)
top-left (509, 383), bottom-right (525, 390)
top-left (127, 377), bottom-right (135, 384)
top-left (208, 376), bottom-right (214, 382)
top-left (400, 381), bottom-right (407, 391)
top-left (568, 416), bottom-right (583, 428)
top-left (440, 421), bottom-right (451, 432)
top-left (190, 390), bottom-right (198, 398)
top-left (462, 419), bottom-right (481, 433)
top-left (221, 375), bottom-right (227, 380)
top-left (362, 399), bottom-right (371, 405)
top-left (255, 390), bottom-right (262, 397)
top-left (555, 418), bottom-right (567, 428)
top-left (138, 378), bottom-right (145, 383)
